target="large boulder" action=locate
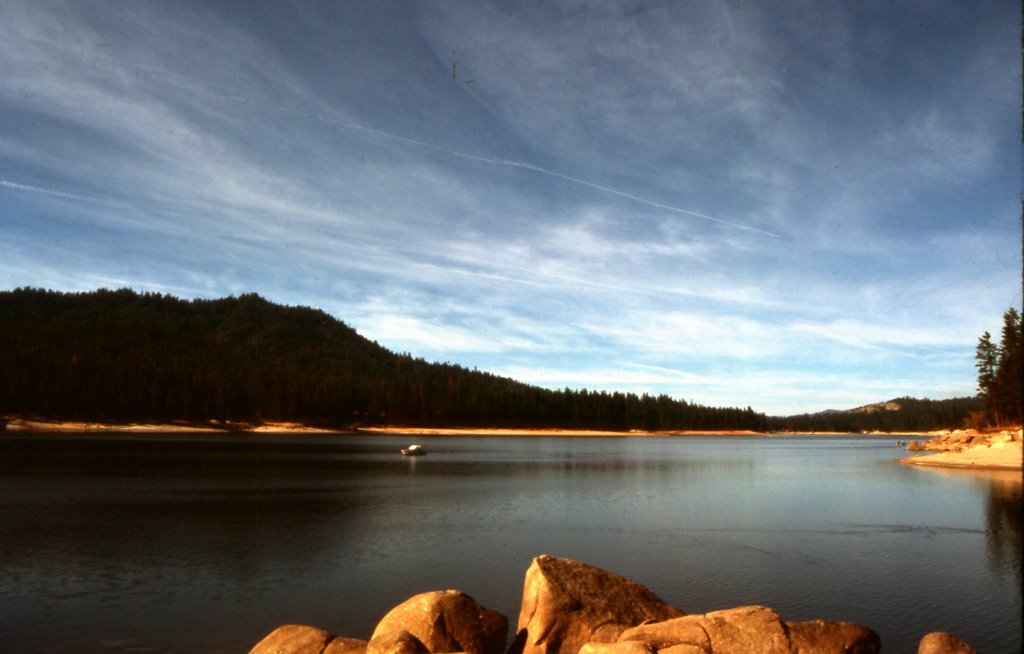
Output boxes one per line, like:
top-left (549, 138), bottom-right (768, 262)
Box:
top-left (370, 590), bottom-right (507, 654)
top-left (698, 606), bottom-right (790, 654)
top-left (249, 624), bottom-right (348, 654)
top-left (618, 606), bottom-right (789, 654)
top-left (917, 632), bottom-right (977, 654)
top-left (785, 620), bottom-right (880, 653)
top-left (514, 555), bottom-right (685, 654)
top-left (617, 608), bottom-right (880, 654)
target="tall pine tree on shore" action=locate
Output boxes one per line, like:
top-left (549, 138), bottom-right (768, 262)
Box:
top-left (975, 308), bottom-right (1023, 426)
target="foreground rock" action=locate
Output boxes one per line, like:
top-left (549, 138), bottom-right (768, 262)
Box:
top-left (917, 631), bottom-right (977, 654)
top-left (513, 554), bottom-right (685, 654)
top-left (371, 590), bottom-right (508, 654)
top-left (785, 619), bottom-right (879, 653)
top-left (615, 605), bottom-right (879, 654)
top-left (248, 554), bottom-right (976, 654)
top-left (249, 624), bottom-right (367, 654)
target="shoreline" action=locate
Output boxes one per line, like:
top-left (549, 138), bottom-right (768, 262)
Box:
top-left (2, 417), bottom-right (966, 438)
top-left (357, 426), bottom-right (765, 437)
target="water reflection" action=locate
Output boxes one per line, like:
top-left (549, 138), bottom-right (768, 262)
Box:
top-left (913, 467), bottom-right (1023, 589)
top-left (985, 472), bottom-right (1022, 585)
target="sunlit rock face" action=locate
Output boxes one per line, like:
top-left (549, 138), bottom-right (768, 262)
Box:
top-left (249, 624), bottom-right (356, 654)
top-left (617, 607), bottom-right (880, 654)
top-left (371, 590), bottom-right (508, 654)
top-left (513, 554), bottom-right (686, 654)
top-left (917, 631), bottom-right (978, 654)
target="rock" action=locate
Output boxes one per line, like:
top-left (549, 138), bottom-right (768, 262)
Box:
top-left (620, 606), bottom-right (789, 654)
top-left (367, 630), bottom-right (431, 654)
top-left (698, 606), bottom-right (791, 654)
top-left (786, 619), bottom-right (880, 653)
top-left (658, 646), bottom-right (707, 654)
top-left (371, 590), bottom-right (507, 654)
top-left (249, 624), bottom-right (334, 654)
top-left (618, 608), bottom-right (880, 654)
top-left (514, 555), bottom-right (685, 654)
top-left (325, 637), bottom-right (370, 654)
top-left (618, 616), bottom-right (711, 651)
top-left (579, 642), bottom-right (656, 654)
top-left (917, 632), bottom-right (977, 654)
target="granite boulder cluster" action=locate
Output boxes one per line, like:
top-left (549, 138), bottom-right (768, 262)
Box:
top-left (249, 555), bottom-right (975, 654)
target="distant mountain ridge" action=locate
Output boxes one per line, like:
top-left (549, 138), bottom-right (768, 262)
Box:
top-left (848, 400), bottom-right (903, 414)
top-left (771, 396), bottom-right (981, 433)
top-left (0, 288), bottom-right (765, 431)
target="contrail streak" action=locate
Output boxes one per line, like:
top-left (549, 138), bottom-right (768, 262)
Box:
top-left (339, 121), bottom-right (780, 238)
top-left (11, 36), bottom-right (778, 237)
top-left (0, 179), bottom-right (99, 202)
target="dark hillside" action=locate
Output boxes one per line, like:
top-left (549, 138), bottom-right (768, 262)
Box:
top-left (0, 288), bottom-right (765, 431)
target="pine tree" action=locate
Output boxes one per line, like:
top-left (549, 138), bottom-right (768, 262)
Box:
top-left (975, 309), bottom-right (1023, 427)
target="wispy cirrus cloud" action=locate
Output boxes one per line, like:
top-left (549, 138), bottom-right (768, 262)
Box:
top-left (0, 0), bottom-right (1018, 415)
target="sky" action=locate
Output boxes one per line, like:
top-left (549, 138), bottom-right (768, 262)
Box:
top-left (1, 1), bottom-right (1020, 416)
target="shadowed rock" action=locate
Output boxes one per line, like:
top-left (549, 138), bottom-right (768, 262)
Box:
top-left (786, 620), bottom-right (880, 653)
top-left (917, 632), bottom-right (977, 654)
top-left (371, 590), bottom-right (507, 654)
top-left (367, 630), bottom-right (431, 654)
top-left (514, 555), bottom-right (685, 654)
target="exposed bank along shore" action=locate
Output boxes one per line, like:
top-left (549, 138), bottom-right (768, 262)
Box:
top-left (4, 418), bottom-right (1021, 471)
top-left (248, 554), bottom-right (980, 654)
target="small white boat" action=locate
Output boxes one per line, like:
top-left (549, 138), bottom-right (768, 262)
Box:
top-left (401, 444), bottom-right (426, 456)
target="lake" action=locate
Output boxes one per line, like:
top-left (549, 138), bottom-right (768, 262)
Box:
top-left (0, 432), bottom-right (1019, 653)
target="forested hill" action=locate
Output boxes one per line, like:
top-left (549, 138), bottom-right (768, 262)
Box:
top-left (767, 396), bottom-right (982, 433)
top-left (0, 288), bottom-right (765, 431)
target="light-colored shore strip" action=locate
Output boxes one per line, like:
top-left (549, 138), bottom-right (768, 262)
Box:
top-left (4, 418), bottom-right (983, 440)
top-left (3, 418), bottom-right (340, 433)
top-left (4, 419), bottom-right (221, 432)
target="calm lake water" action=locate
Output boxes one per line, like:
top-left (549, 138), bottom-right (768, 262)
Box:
top-left (0, 433), bottom-right (1019, 653)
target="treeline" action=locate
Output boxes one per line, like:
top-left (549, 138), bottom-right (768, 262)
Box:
top-left (975, 307), bottom-right (1023, 427)
top-left (766, 396), bottom-right (982, 433)
top-left (0, 288), bottom-right (766, 431)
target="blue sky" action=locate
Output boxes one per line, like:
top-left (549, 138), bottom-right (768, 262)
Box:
top-left (1, 1), bottom-right (1020, 416)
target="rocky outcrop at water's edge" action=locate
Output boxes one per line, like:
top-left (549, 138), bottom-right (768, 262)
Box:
top-left (900, 428), bottom-right (1022, 469)
top-left (247, 554), bottom-right (974, 654)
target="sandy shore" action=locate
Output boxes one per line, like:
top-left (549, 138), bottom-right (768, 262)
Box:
top-left (2, 418), bottom-right (343, 434)
top-left (899, 428), bottom-right (1022, 470)
top-left (3, 418), bottom-right (221, 432)
top-left (1, 419), bottom-right (764, 437)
